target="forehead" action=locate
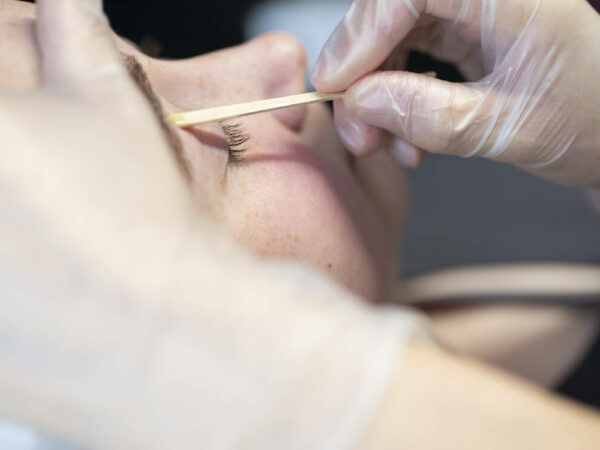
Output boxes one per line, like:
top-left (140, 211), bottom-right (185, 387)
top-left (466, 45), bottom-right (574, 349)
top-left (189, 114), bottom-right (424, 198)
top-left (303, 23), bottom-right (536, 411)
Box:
top-left (0, 0), bottom-right (40, 90)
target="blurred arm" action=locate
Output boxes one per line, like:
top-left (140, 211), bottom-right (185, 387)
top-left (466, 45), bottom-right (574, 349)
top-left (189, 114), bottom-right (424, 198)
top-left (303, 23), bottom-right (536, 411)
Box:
top-left (428, 304), bottom-right (600, 387)
top-left (360, 340), bottom-right (600, 450)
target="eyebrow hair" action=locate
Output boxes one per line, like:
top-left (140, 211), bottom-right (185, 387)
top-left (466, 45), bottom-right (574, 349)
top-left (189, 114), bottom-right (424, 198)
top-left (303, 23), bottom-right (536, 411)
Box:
top-left (122, 54), bottom-right (190, 179)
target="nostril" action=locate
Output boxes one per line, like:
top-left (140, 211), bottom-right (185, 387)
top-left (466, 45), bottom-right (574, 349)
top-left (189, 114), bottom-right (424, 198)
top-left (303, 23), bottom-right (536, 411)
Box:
top-left (271, 103), bottom-right (308, 132)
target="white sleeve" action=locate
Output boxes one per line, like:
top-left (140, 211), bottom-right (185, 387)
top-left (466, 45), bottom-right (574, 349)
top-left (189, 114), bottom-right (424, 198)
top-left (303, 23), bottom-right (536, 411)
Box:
top-left (0, 214), bottom-right (429, 450)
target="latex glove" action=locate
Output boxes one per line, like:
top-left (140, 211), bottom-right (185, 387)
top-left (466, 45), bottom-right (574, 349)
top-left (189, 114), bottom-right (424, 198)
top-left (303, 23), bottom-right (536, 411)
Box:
top-left (0, 0), bottom-right (195, 275)
top-left (312, 0), bottom-right (600, 186)
top-left (0, 1), bottom-right (428, 448)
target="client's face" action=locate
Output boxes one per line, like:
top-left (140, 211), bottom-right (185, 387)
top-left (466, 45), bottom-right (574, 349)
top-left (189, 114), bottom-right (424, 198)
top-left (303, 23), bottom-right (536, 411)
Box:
top-left (0, 0), bottom-right (407, 302)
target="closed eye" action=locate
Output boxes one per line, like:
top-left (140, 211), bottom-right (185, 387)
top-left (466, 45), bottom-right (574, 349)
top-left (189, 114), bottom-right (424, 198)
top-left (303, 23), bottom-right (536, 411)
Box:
top-left (221, 122), bottom-right (249, 163)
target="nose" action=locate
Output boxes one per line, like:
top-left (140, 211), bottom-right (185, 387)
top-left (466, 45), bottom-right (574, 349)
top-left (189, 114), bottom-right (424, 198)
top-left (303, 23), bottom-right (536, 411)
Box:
top-left (253, 32), bottom-right (309, 130)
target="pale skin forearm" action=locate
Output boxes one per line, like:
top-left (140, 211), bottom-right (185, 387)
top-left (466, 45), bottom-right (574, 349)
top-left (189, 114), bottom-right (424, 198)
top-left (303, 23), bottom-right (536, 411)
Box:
top-left (427, 303), bottom-right (600, 386)
top-left (360, 340), bottom-right (600, 449)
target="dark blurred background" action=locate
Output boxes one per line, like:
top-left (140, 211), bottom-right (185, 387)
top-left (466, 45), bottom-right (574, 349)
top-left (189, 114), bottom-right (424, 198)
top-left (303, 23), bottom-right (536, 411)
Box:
top-left (104, 0), bottom-right (251, 58)
top-left (30, 0), bottom-right (600, 406)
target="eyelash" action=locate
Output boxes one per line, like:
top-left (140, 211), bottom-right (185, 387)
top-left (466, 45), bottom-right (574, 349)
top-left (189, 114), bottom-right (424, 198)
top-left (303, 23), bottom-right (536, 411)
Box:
top-left (221, 123), bottom-right (249, 163)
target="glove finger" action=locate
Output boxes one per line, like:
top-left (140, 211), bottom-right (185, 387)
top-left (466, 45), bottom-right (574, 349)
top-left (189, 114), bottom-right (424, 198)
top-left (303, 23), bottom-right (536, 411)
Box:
top-left (378, 20), bottom-right (485, 82)
top-left (379, 43), bottom-right (410, 72)
top-left (312, 0), bottom-right (421, 92)
top-left (345, 71), bottom-right (488, 157)
top-left (334, 100), bottom-right (384, 156)
top-left (36, 0), bottom-right (127, 94)
top-left (384, 136), bottom-right (427, 169)
top-left (311, 0), bottom-right (489, 92)
top-left (404, 20), bottom-right (485, 81)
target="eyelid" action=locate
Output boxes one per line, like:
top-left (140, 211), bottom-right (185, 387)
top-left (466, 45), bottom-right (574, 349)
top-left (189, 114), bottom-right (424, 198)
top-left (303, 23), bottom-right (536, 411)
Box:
top-left (221, 122), bottom-right (250, 163)
top-left (122, 53), bottom-right (250, 166)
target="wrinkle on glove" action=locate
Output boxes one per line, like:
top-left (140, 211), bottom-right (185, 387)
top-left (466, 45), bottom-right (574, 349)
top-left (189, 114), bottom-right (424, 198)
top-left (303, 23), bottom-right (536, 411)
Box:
top-left (0, 196), bottom-right (428, 450)
top-left (313, 0), bottom-right (600, 187)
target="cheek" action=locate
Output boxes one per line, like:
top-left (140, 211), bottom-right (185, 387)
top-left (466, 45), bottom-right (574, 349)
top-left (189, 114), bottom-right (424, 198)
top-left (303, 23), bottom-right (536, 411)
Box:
top-left (220, 151), bottom-right (393, 302)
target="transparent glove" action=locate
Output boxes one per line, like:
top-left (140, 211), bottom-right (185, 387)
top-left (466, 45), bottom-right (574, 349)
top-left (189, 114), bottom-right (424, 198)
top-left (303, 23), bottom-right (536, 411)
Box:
top-left (312, 0), bottom-right (600, 186)
top-left (0, 0), bottom-right (429, 448)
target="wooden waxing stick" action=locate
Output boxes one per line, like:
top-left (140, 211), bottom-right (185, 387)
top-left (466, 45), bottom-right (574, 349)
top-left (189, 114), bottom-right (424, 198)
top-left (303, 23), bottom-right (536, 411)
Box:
top-left (168, 72), bottom-right (437, 128)
top-left (169, 92), bottom-right (344, 128)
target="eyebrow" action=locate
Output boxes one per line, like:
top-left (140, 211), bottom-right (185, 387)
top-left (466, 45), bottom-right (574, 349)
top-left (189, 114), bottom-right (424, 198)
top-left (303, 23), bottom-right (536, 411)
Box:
top-left (122, 54), bottom-right (190, 179)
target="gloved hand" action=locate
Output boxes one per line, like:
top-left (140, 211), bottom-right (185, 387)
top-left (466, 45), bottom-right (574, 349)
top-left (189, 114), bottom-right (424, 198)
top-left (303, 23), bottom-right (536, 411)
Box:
top-left (312, 0), bottom-right (600, 187)
top-left (0, 2), bottom-right (428, 448)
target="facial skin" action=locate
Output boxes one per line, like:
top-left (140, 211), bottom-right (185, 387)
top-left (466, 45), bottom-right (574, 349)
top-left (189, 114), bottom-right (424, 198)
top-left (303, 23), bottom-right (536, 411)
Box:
top-left (0, 0), bottom-right (407, 302)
